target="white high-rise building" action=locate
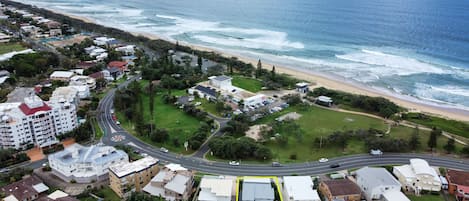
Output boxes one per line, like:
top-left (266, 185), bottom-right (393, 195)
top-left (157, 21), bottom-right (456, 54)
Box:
top-left (0, 93), bottom-right (78, 149)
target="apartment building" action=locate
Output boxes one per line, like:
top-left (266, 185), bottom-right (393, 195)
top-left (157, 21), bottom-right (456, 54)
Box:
top-left (143, 164), bottom-right (194, 201)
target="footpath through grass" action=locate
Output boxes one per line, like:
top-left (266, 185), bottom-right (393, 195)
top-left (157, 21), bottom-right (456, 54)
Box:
top-left (232, 75), bottom-right (263, 92)
top-left (0, 42), bottom-right (26, 55)
top-left (116, 89), bottom-right (201, 154)
top-left (404, 113), bottom-right (469, 138)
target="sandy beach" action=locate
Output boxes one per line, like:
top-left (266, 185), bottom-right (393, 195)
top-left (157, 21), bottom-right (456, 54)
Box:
top-left (44, 9), bottom-right (469, 122)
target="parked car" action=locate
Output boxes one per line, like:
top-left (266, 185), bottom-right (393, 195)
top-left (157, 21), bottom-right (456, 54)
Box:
top-left (160, 147), bottom-right (169, 153)
top-left (319, 158), bottom-right (329, 163)
top-left (329, 163), bottom-right (340, 168)
top-left (370, 149), bottom-right (383, 156)
top-left (140, 153), bottom-right (149, 157)
top-left (229, 161), bottom-right (240, 166)
top-left (272, 162), bottom-right (281, 167)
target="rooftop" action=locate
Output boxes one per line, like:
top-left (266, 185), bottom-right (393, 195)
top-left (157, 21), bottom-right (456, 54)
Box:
top-left (194, 85), bottom-right (217, 97)
top-left (283, 176), bottom-right (320, 201)
top-left (210, 75), bottom-right (232, 82)
top-left (49, 143), bottom-right (127, 166)
top-left (322, 179), bottom-right (361, 196)
top-left (165, 174), bottom-right (190, 194)
top-left (0, 175), bottom-right (47, 201)
top-left (6, 87), bottom-right (34, 103)
top-left (356, 167), bottom-right (401, 187)
top-left (242, 178), bottom-right (275, 201)
top-left (50, 71), bottom-right (74, 78)
top-left (199, 175), bottom-right (235, 198)
top-left (447, 169), bottom-right (469, 187)
top-left (109, 156), bottom-right (159, 178)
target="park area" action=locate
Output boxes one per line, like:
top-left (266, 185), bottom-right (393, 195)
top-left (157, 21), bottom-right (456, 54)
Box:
top-left (0, 42), bottom-right (26, 55)
top-left (116, 87), bottom-right (201, 154)
top-left (231, 75), bottom-right (263, 92)
top-left (253, 104), bottom-right (461, 163)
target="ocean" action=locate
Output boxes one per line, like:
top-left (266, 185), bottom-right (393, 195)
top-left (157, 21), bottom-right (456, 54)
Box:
top-left (15, 0), bottom-right (469, 110)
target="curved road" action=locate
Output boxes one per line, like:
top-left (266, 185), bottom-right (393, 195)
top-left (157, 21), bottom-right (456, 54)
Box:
top-left (97, 77), bottom-right (469, 176)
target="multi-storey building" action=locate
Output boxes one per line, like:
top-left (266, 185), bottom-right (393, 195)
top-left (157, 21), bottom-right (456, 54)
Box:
top-left (109, 156), bottom-right (160, 198)
top-left (143, 163), bottom-right (194, 201)
top-left (0, 94), bottom-right (78, 149)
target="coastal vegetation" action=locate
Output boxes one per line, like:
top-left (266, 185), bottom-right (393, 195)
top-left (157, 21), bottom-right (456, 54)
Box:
top-left (309, 87), bottom-right (401, 118)
top-left (402, 112), bottom-right (469, 138)
top-left (0, 52), bottom-right (59, 77)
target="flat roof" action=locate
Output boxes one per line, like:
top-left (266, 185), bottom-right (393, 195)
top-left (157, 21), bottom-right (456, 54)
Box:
top-left (283, 176), bottom-right (320, 200)
top-left (200, 176), bottom-right (235, 197)
top-left (50, 71), bottom-right (74, 78)
top-left (110, 156), bottom-right (159, 178)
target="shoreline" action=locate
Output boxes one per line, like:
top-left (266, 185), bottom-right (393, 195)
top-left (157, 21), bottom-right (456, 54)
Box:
top-left (24, 4), bottom-right (469, 122)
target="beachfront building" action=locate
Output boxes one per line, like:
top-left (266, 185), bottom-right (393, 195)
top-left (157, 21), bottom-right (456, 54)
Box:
top-left (295, 82), bottom-right (309, 93)
top-left (198, 175), bottom-right (236, 201)
top-left (50, 71), bottom-right (75, 82)
top-left (283, 176), bottom-right (321, 201)
top-left (356, 167), bottom-right (407, 201)
top-left (0, 94), bottom-right (77, 149)
top-left (315, 96), bottom-right (333, 107)
top-left (109, 157), bottom-right (160, 198)
top-left (446, 169), bottom-right (469, 201)
top-left (242, 177), bottom-right (275, 201)
top-left (0, 175), bottom-right (49, 201)
top-left (143, 163), bottom-right (194, 201)
top-left (393, 158), bottom-right (442, 194)
top-left (189, 85), bottom-right (218, 100)
top-left (48, 143), bottom-right (128, 183)
top-left (115, 45), bottom-right (135, 55)
top-left (70, 75), bottom-right (96, 90)
top-left (244, 94), bottom-right (268, 108)
top-left (319, 179), bottom-right (361, 201)
top-left (209, 75), bottom-right (232, 90)
top-left (94, 36), bottom-right (119, 47)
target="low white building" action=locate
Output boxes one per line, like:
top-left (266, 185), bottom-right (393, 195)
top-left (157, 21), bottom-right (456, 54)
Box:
top-left (356, 167), bottom-right (405, 201)
top-left (50, 71), bottom-right (75, 82)
top-left (198, 175), bottom-right (236, 201)
top-left (209, 75), bottom-right (232, 90)
top-left (70, 85), bottom-right (90, 99)
top-left (283, 176), bottom-right (321, 201)
top-left (50, 86), bottom-right (79, 106)
top-left (48, 143), bottom-right (128, 183)
top-left (94, 37), bottom-right (117, 46)
top-left (393, 158), bottom-right (442, 193)
top-left (115, 45), bottom-right (135, 55)
top-left (244, 94), bottom-right (268, 108)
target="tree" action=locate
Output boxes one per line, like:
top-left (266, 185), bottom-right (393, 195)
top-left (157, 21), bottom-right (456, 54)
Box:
top-left (197, 56), bottom-right (203, 72)
top-left (271, 65), bottom-right (276, 80)
top-left (256, 59), bottom-right (262, 78)
top-left (444, 138), bottom-right (456, 153)
top-left (461, 145), bottom-right (469, 156)
top-left (427, 129), bottom-right (438, 151)
top-left (409, 126), bottom-right (421, 151)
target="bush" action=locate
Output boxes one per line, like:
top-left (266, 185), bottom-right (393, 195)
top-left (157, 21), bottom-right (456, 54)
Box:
top-left (289, 153), bottom-right (297, 160)
top-left (70, 179), bottom-right (76, 183)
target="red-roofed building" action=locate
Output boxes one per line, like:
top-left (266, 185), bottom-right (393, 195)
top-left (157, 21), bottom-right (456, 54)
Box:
top-left (447, 169), bottom-right (469, 201)
top-left (19, 102), bottom-right (52, 115)
top-left (76, 61), bottom-right (97, 69)
top-left (107, 61), bottom-right (128, 72)
top-left (88, 71), bottom-right (104, 79)
top-left (0, 175), bottom-right (49, 201)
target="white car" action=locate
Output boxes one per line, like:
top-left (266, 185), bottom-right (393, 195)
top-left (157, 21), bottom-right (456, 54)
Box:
top-left (140, 153), bottom-right (148, 157)
top-left (229, 161), bottom-right (240, 166)
top-left (319, 158), bottom-right (329, 163)
top-left (116, 121), bottom-right (121, 125)
top-left (160, 147), bottom-right (169, 153)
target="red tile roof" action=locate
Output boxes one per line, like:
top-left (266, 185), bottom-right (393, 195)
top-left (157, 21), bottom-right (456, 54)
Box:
top-left (0, 175), bottom-right (44, 201)
top-left (88, 71), bottom-right (104, 79)
top-left (322, 179), bottom-right (361, 196)
top-left (107, 61), bottom-right (128, 69)
top-left (19, 102), bottom-right (52, 115)
top-left (447, 169), bottom-right (469, 187)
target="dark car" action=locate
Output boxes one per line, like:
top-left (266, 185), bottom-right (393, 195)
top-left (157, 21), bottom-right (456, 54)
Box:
top-left (329, 163), bottom-right (340, 168)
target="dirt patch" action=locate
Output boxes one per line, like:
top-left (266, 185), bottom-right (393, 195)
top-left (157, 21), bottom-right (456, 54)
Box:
top-left (245, 124), bottom-right (271, 141)
top-left (48, 35), bottom-right (89, 48)
top-left (27, 147), bottom-right (45, 162)
top-left (275, 112), bottom-right (302, 122)
top-left (61, 138), bottom-right (76, 148)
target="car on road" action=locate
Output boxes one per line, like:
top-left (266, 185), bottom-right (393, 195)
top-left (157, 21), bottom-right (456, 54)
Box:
top-left (116, 121), bottom-right (121, 125)
top-left (140, 153), bottom-right (148, 157)
top-left (272, 162), bottom-right (281, 167)
top-left (319, 158), bottom-right (329, 163)
top-left (229, 161), bottom-right (240, 166)
top-left (370, 149), bottom-right (383, 156)
top-left (160, 147), bottom-right (169, 153)
top-left (329, 163), bottom-right (340, 168)
top-left (0, 168), bottom-right (10, 173)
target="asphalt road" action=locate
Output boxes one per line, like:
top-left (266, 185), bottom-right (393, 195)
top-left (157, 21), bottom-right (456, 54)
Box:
top-left (95, 76), bottom-right (469, 175)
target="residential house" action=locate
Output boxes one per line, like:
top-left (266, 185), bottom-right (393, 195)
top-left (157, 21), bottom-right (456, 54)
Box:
top-left (103, 67), bottom-right (123, 81)
top-left (0, 175), bottom-right (49, 201)
top-left (198, 175), bottom-right (236, 201)
top-left (115, 45), bottom-right (135, 56)
top-left (319, 179), bottom-right (362, 201)
top-left (0, 70), bottom-right (10, 84)
top-left (295, 82), bottom-right (309, 93)
top-left (69, 85), bottom-right (90, 99)
top-left (446, 169), bottom-right (469, 201)
top-left (142, 164), bottom-right (194, 201)
top-left (50, 71), bottom-right (75, 82)
top-left (393, 158), bottom-right (442, 193)
top-left (108, 61), bottom-right (128, 72)
top-left (283, 176), bottom-right (321, 201)
top-left (316, 96), bottom-right (333, 107)
top-left (76, 61), bottom-right (97, 70)
top-left (49, 29), bottom-right (62, 37)
top-left (356, 167), bottom-right (407, 201)
top-left (242, 177), bottom-right (275, 201)
top-left (36, 190), bottom-right (79, 201)
top-left (50, 86), bottom-right (79, 107)
top-left (0, 32), bottom-right (11, 43)
top-left (70, 75), bottom-right (96, 90)
top-left (48, 143), bottom-right (129, 183)
top-left (109, 157), bottom-right (160, 198)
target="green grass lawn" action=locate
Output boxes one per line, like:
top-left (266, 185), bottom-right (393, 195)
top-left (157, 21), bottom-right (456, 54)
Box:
top-left (253, 105), bottom-right (462, 163)
top-left (231, 76), bottom-right (263, 92)
top-left (79, 187), bottom-right (121, 201)
top-left (91, 118), bottom-right (103, 140)
top-left (195, 98), bottom-right (222, 117)
top-left (408, 194), bottom-right (448, 201)
top-left (0, 42), bottom-right (26, 55)
top-left (405, 113), bottom-right (469, 138)
top-left (116, 87), bottom-right (201, 154)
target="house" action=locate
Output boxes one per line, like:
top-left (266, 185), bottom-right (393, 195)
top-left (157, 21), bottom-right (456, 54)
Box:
top-left (283, 176), bottom-right (321, 201)
top-left (69, 85), bottom-right (90, 99)
top-left (103, 67), bottom-right (123, 81)
top-left (109, 156), bottom-right (160, 198)
top-left (393, 158), bottom-right (442, 193)
top-left (316, 96), bottom-right (333, 107)
top-left (319, 179), bottom-right (361, 201)
top-left (94, 37), bottom-right (119, 46)
top-left (189, 85), bottom-right (218, 100)
top-left (50, 86), bottom-right (79, 107)
top-left (36, 190), bottom-right (79, 201)
top-left (198, 175), bottom-right (236, 201)
top-left (76, 61), bottom-right (97, 70)
top-left (142, 163), bottom-right (194, 201)
top-left (295, 82), bottom-right (309, 93)
top-left (356, 167), bottom-right (407, 201)
top-left (108, 61), bottom-right (128, 72)
top-left (49, 28), bottom-right (62, 37)
top-left (48, 143), bottom-right (128, 183)
top-left (242, 177), bottom-right (275, 201)
top-left (446, 169), bottom-right (469, 201)
top-left (244, 94), bottom-right (268, 108)
top-left (70, 75), bottom-right (96, 90)
top-left (88, 71), bottom-right (104, 80)
top-left (0, 32), bottom-right (12, 43)
top-left (0, 70), bottom-right (10, 84)
top-left (0, 175), bottom-right (49, 201)
top-left (209, 75), bottom-right (232, 90)
top-left (115, 45), bottom-right (135, 56)
top-left (50, 71), bottom-right (75, 82)
top-left (381, 190), bottom-right (411, 201)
